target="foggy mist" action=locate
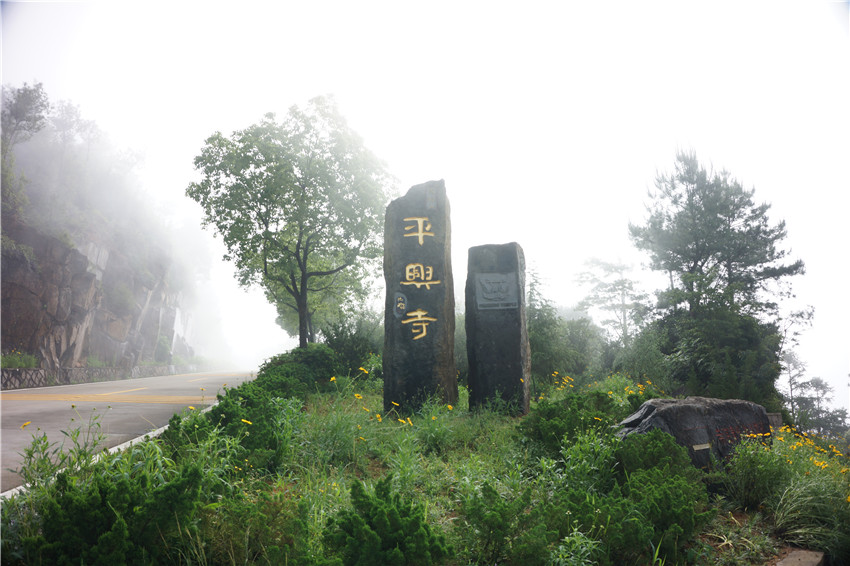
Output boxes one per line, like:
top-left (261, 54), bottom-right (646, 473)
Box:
top-left (2, 1), bottom-right (848, 409)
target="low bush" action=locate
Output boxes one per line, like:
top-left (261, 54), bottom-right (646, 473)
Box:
top-left (518, 392), bottom-right (617, 458)
top-left (457, 482), bottom-right (552, 565)
top-left (20, 465), bottom-right (202, 566)
top-left (1, 349), bottom-right (39, 369)
top-left (722, 435), bottom-right (793, 510)
top-left (560, 429), bottom-right (620, 493)
top-left (256, 343), bottom-right (342, 398)
top-left (321, 318), bottom-right (382, 379)
top-left (195, 481), bottom-right (309, 565)
top-left (623, 466), bottom-right (713, 561)
top-left (323, 474), bottom-right (452, 566)
top-left (615, 427), bottom-right (701, 483)
top-left (541, 485), bottom-right (652, 565)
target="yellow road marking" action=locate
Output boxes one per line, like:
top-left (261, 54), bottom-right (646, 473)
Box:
top-left (0, 394), bottom-right (208, 405)
top-left (97, 387), bottom-right (147, 395)
top-left (188, 377), bottom-right (207, 382)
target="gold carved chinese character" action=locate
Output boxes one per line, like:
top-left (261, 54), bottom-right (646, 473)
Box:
top-left (403, 217), bottom-right (434, 245)
top-left (401, 308), bottom-right (437, 340)
top-left (401, 263), bottom-right (441, 290)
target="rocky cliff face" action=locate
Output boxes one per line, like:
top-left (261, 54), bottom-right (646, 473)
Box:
top-left (1, 220), bottom-right (191, 371)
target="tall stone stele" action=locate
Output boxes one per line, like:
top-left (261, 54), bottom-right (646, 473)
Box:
top-left (465, 243), bottom-right (530, 414)
top-left (383, 180), bottom-right (457, 412)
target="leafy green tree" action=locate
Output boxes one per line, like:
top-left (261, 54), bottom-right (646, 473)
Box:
top-left (527, 273), bottom-right (604, 389)
top-left (1, 82), bottom-right (49, 222)
top-left (795, 377), bottom-right (848, 437)
top-left (1, 82), bottom-right (50, 163)
top-left (577, 258), bottom-right (650, 348)
top-left (780, 350), bottom-right (808, 422)
top-left (629, 152), bottom-right (804, 408)
top-left (630, 150), bottom-right (804, 317)
top-left (186, 96), bottom-right (393, 347)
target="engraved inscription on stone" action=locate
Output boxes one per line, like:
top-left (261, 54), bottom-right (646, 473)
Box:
top-left (475, 273), bottom-right (519, 309)
top-left (394, 292), bottom-right (408, 318)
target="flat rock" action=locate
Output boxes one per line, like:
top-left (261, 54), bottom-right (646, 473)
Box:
top-left (777, 549), bottom-right (824, 566)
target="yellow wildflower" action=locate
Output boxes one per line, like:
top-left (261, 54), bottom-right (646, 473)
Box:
top-left (359, 367), bottom-right (369, 374)
top-left (407, 417), bottom-right (413, 426)
top-left (447, 404), bottom-right (453, 411)
top-left (363, 406), bottom-right (370, 412)
top-left (392, 401), bottom-right (400, 406)
top-left (241, 418), bottom-right (253, 425)
top-left (398, 418), bottom-right (406, 424)
top-left (354, 393), bottom-right (363, 399)
top-left (330, 376), bottom-right (336, 382)
top-left (188, 406), bottom-right (195, 410)
top-left (20, 421), bottom-right (31, 429)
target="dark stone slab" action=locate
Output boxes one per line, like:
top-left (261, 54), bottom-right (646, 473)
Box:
top-left (383, 181), bottom-right (457, 412)
top-left (465, 243), bottom-right (530, 414)
top-left (616, 396), bottom-right (771, 468)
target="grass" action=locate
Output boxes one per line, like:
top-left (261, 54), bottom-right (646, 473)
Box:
top-left (1, 349), bottom-right (39, 369)
top-left (2, 372), bottom-right (848, 565)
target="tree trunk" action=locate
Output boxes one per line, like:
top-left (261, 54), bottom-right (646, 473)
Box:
top-left (297, 291), bottom-right (309, 348)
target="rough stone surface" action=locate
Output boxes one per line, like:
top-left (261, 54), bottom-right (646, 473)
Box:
top-left (1, 220), bottom-right (189, 371)
top-left (776, 550), bottom-right (824, 566)
top-left (616, 397), bottom-right (771, 468)
top-left (383, 181), bottom-right (457, 412)
top-left (465, 243), bottom-right (530, 413)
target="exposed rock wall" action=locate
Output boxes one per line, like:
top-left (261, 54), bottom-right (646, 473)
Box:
top-left (1, 221), bottom-right (191, 373)
top-left (2, 222), bottom-right (100, 370)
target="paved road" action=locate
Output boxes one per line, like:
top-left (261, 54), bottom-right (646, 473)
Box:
top-left (1, 370), bottom-right (255, 493)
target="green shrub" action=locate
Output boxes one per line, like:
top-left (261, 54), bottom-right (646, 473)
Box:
top-left (560, 429), bottom-right (619, 493)
top-left (19, 465), bottom-right (202, 566)
top-left (457, 482), bottom-right (551, 565)
top-left (196, 481), bottom-right (310, 565)
top-left (519, 392), bottom-right (617, 458)
top-left (549, 526), bottom-right (603, 566)
top-left (257, 344), bottom-right (342, 398)
top-left (623, 466), bottom-right (713, 562)
top-left (321, 318), bottom-right (382, 378)
top-left (207, 383), bottom-right (303, 472)
top-left (541, 486), bottom-right (652, 565)
top-left (1, 349), bottom-right (39, 369)
top-left (615, 428), bottom-right (701, 483)
top-left (324, 474), bottom-right (452, 566)
top-left (722, 437), bottom-right (793, 511)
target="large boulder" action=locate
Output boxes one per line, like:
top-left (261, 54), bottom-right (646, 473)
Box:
top-left (382, 180), bottom-right (457, 412)
top-left (616, 397), bottom-right (771, 468)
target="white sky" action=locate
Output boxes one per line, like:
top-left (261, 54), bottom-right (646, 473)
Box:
top-left (3, 1), bottom-right (849, 411)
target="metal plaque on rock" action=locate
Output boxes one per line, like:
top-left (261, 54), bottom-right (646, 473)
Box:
top-left (475, 273), bottom-right (519, 310)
